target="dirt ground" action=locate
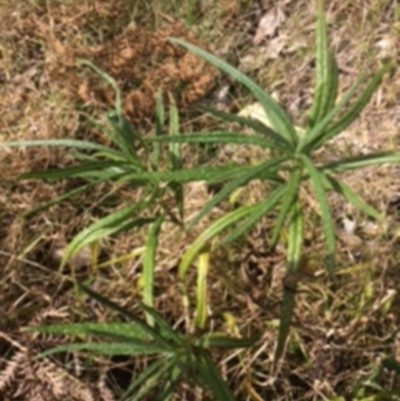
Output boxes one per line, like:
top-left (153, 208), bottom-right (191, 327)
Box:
top-left (1, 0), bottom-right (400, 400)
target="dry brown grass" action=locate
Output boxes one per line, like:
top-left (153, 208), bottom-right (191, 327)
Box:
top-left (1, 0), bottom-right (400, 400)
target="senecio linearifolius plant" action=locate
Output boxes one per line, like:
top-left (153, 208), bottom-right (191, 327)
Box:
top-left (3, 0), bottom-right (398, 399)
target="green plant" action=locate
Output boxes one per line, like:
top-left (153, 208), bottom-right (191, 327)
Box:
top-left (2, 0), bottom-right (399, 386)
top-left (29, 283), bottom-right (258, 401)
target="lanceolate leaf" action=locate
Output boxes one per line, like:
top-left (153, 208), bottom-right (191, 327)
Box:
top-left (322, 151), bottom-right (400, 172)
top-left (221, 184), bottom-right (287, 245)
top-left (143, 215), bottom-right (164, 326)
top-left (61, 203), bottom-right (151, 270)
top-left (179, 204), bottom-right (260, 279)
top-left (78, 284), bottom-right (174, 347)
top-left (195, 250), bottom-right (210, 329)
top-left (1, 139), bottom-right (117, 153)
top-left (188, 156), bottom-right (288, 229)
top-left (315, 62), bottom-right (395, 148)
top-left (20, 161), bottom-right (134, 181)
top-left (322, 174), bottom-right (383, 221)
top-left (38, 342), bottom-right (168, 357)
top-left (30, 322), bottom-right (150, 341)
top-left (275, 201), bottom-right (303, 362)
top-left (301, 156), bottom-right (336, 273)
top-left (197, 105), bottom-right (292, 151)
top-left (308, 0), bottom-right (338, 127)
top-left (270, 168), bottom-right (303, 247)
top-left (121, 359), bottom-right (168, 401)
top-left (298, 72), bottom-right (365, 153)
top-left (197, 350), bottom-right (238, 401)
top-left (148, 131), bottom-right (277, 149)
top-left (169, 38), bottom-right (297, 147)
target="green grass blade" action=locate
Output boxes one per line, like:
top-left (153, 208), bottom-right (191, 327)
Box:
top-left (151, 90), bottom-right (164, 170)
top-left (1, 139), bottom-right (117, 153)
top-left (23, 182), bottom-right (98, 218)
top-left (28, 322), bottom-right (150, 339)
top-left (198, 105), bottom-right (293, 151)
top-left (195, 250), bottom-right (209, 329)
top-left (270, 168), bottom-right (302, 247)
top-left (136, 300), bottom-right (182, 345)
top-left (168, 95), bottom-right (184, 220)
top-left (314, 62), bottom-right (395, 148)
top-left (79, 59), bottom-right (122, 114)
top-left (308, 0), bottom-right (338, 127)
top-left (129, 361), bottom-right (174, 401)
top-left (120, 164), bottom-right (254, 185)
top-left (179, 204), bottom-right (259, 279)
top-left (197, 350), bottom-right (237, 401)
top-left (275, 288), bottom-right (297, 362)
top-left (148, 131), bottom-right (279, 149)
top-left (298, 73), bottom-right (365, 153)
top-left (38, 342), bottom-right (168, 357)
top-left (20, 161), bottom-right (132, 181)
top-left (143, 216), bottom-right (164, 326)
top-left (199, 333), bottom-right (259, 349)
top-left (106, 112), bottom-right (146, 163)
top-left (221, 184), bottom-right (287, 245)
top-left (274, 201), bottom-right (302, 362)
top-left (170, 38), bottom-right (297, 147)
top-left (322, 174), bottom-right (383, 221)
top-left (188, 157), bottom-right (288, 229)
top-left (121, 359), bottom-right (167, 401)
top-left (78, 284), bottom-right (174, 348)
top-left (61, 203), bottom-right (150, 270)
top-left (153, 367), bottom-right (182, 401)
top-left (301, 156), bottom-right (335, 273)
top-left (322, 151), bottom-right (400, 172)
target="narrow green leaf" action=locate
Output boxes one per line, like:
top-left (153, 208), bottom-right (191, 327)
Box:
top-left (221, 184), bottom-right (287, 245)
top-left (308, 0), bottom-right (339, 126)
top-left (195, 251), bottom-right (209, 329)
top-left (301, 155), bottom-right (336, 273)
top-left (286, 202), bottom-right (304, 274)
top-left (168, 95), bottom-right (184, 220)
top-left (106, 112), bottom-right (146, 163)
top-left (121, 359), bottom-right (167, 401)
top-left (27, 322), bottom-right (150, 340)
top-left (188, 157), bottom-right (288, 229)
top-left (148, 131), bottom-right (278, 149)
top-left (24, 181), bottom-right (99, 218)
top-left (169, 38), bottom-right (297, 147)
top-left (38, 342), bottom-right (168, 357)
top-left (79, 59), bottom-right (122, 114)
top-left (199, 333), bottom-right (259, 349)
top-left (20, 161), bottom-right (133, 181)
top-left (1, 139), bottom-right (117, 153)
top-left (136, 300), bottom-right (183, 345)
top-left (152, 90), bottom-right (164, 170)
top-left (153, 367), bottom-right (182, 401)
top-left (61, 203), bottom-right (150, 270)
top-left (128, 359), bottom-right (174, 401)
top-left (322, 174), bottom-right (383, 221)
top-left (315, 62), bottom-right (395, 148)
top-left (198, 105), bottom-right (292, 151)
top-left (179, 204), bottom-right (259, 279)
top-left (270, 168), bottom-right (302, 247)
top-left (143, 216), bottom-right (164, 326)
top-left (322, 151), bottom-right (400, 172)
top-left (78, 284), bottom-right (174, 348)
top-left (275, 289), bottom-right (297, 362)
top-left (197, 350), bottom-right (237, 401)
top-left (275, 201), bottom-right (302, 362)
top-left (299, 72), bottom-right (365, 153)
top-left (120, 164), bottom-right (255, 185)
